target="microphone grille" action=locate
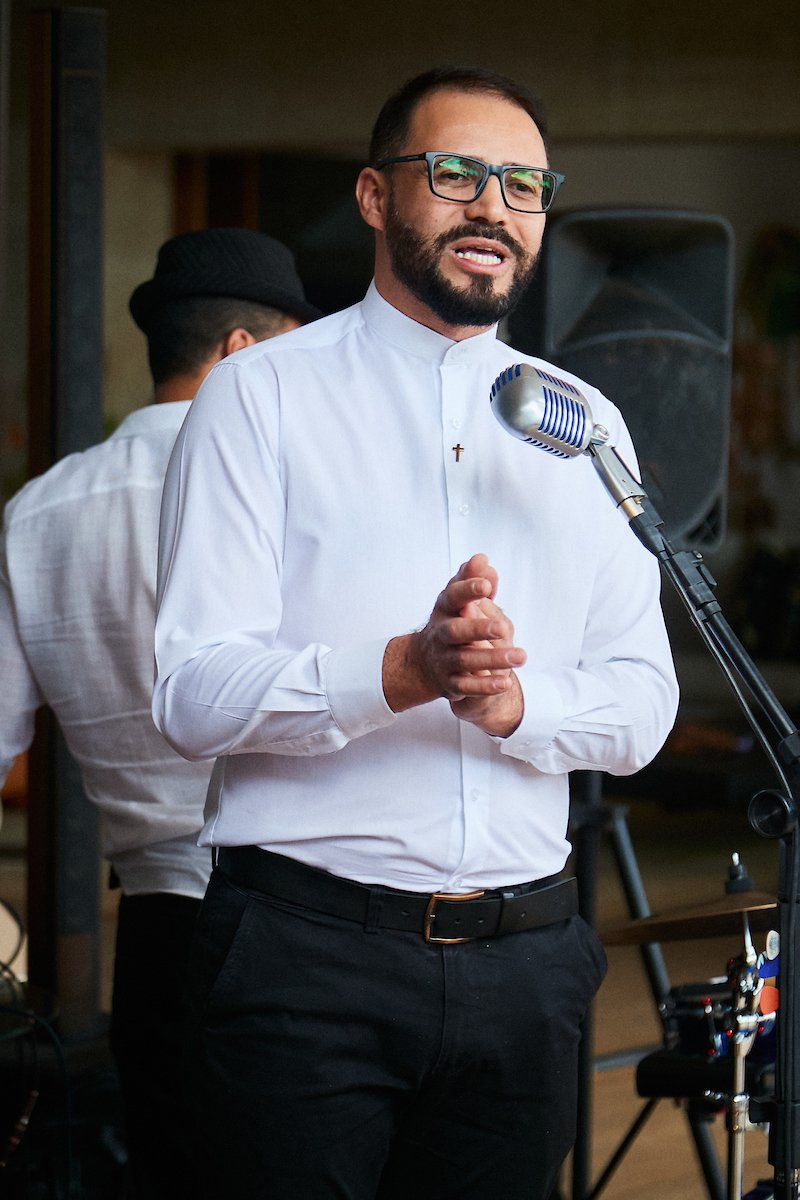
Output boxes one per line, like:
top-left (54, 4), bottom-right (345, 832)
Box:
top-left (490, 364), bottom-right (592, 458)
top-left (533, 367), bottom-right (582, 397)
top-left (537, 384), bottom-right (589, 456)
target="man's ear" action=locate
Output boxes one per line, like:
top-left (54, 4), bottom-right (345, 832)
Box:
top-left (222, 327), bottom-right (257, 357)
top-left (355, 166), bottom-right (388, 233)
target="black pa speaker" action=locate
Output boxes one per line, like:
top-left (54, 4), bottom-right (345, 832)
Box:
top-left (508, 209), bottom-right (735, 550)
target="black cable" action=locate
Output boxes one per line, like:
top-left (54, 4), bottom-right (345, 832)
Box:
top-left (0, 965), bottom-right (40, 1197)
top-left (0, 999), bottom-right (78, 1198)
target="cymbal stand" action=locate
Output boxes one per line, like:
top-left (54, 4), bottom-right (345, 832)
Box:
top-left (570, 772), bottom-right (674, 1200)
top-left (726, 916), bottom-right (763, 1200)
top-left (585, 428), bottom-right (800, 1200)
top-left (569, 780), bottom-right (725, 1200)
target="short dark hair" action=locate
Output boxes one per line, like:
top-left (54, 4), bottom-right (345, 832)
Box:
top-left (369, 66), bottom-right (551, 166)
top-left (146, 296), bottom-right (290, 385)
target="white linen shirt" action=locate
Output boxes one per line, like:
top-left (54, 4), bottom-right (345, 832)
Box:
top-left (153, 283), bottom-right (679, 892)
top-left (0, 402), bottom-right (211, 898)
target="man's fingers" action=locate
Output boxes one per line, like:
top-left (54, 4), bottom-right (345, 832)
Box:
top-left (442, 576), bottom-right (493, 614)
top-left (409, 557), bottom-right (523, 713)
top-left (443, 614), bottom-right (514, 648)
top-left (444, 671), bottom-right (517, 698)
top-left (457, 554), bottom-right (499, 598)
top-left (440, 643), bottom-right (527, 678)
top-left (466, 646), bottom-right (526, 671)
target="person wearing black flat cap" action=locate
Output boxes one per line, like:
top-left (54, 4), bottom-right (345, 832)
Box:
top-left (0, 227), bottom-right (319, 1199)
top-left (128, 225), bottom-right (321, 335)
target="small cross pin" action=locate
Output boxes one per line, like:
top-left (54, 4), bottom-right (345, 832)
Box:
top-left (452, 443), bottom-right (465, 463)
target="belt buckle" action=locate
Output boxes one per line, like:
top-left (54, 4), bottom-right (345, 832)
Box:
top-left (424, 889), bottom-right (485, 944)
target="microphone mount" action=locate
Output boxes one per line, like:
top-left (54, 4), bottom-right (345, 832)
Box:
top-left (584, 424), bottom-right (649, 523)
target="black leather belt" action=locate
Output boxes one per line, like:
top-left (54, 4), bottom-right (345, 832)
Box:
top-left (216, 846), bottom-right (578, 944)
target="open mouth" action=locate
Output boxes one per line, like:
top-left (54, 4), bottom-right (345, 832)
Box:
top-left (455, 248), bottom-right (503, 265)
top-left (451, 239), bottom-right (510, 269)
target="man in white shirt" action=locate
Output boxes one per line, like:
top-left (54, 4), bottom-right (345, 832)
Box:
top-left (0, 226), bottom-right (318, 1199)
top-left (154, 69), bottom-right (679, 1200)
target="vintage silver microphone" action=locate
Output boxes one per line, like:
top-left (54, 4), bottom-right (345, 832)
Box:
top-left (489, 363), bottom-right (594, 457)
top-left (490, 362), bottom-right (650, 523)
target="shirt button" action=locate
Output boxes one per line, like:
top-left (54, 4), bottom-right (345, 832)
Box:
top-left (471, 788), bottom-right (480, 802)
top-left (459, 503), bottom-right (470, 516)
top-left (451, 417), bottom-right (462, 429)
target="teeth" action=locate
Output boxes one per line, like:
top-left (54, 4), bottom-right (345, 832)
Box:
top-left (455, 249), bottom-right (502, 265)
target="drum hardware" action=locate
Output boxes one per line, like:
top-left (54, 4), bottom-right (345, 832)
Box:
top-left (586, 849), bottom-right (782, 1200)
top-left (743, 1166), bottom-right (800, 1199)
top-left (604, 879), bottom-right (784, 1199)
top-left (725, 927), bottom-right (764, 1200)
top-left (600, 865), bottom-right (782, 1197)
top-left (633, 935), bottom-right (774, 1200)
top-left (662, 977), bottom-right (740, 1057)
top-left (567, 789), bottom-right (711, 1200)
top-left (575, 805), bottom-right (744, 1200)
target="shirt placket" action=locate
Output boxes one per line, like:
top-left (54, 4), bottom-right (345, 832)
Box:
top-left (439, 353), bottom-right (493, 889)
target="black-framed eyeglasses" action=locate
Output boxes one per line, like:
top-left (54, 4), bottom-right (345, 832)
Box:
top-left (374, 152), bottom-right (565, 214)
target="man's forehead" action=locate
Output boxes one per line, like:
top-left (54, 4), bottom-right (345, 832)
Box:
top-left (405, 88), bottom-right (545, 159)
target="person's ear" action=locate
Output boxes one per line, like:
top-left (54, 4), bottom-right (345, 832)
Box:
top-left (355, 166), bottom-right (389, 233)
top-left (222, 327), bottom-right (256, 357)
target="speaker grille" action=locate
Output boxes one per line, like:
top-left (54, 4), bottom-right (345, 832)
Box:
top-left (508, 208), bottom-right (734, 549)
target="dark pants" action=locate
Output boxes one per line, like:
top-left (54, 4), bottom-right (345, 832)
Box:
top-left (184, 866), bottom-right (606, 1200)
top-left (110, 891), bottom-right (202, 1199)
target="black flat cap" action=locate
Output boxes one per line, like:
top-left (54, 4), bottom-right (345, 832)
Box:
top-left (129, 227), bottom-right (321, 331)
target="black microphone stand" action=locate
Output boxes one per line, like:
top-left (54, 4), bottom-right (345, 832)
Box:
top-left (587, 427), bottom-right (800, 1200)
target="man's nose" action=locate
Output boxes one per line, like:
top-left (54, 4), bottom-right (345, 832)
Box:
top-left (462, 173), bottom-right (508, 223)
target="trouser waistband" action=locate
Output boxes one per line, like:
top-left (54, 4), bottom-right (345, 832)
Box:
top-left (215, 846), bottom-right (578, 944)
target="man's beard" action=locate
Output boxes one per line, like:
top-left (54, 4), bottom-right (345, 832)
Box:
top-left (384, 200), bottom-right (540, 328)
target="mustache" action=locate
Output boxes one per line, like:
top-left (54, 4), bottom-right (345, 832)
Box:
top-left (433, 221), bottom-right (526, 258)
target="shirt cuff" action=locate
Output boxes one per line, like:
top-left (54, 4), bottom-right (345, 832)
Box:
top-left (492, 669), bottom-right (566, 763)
top-left (325, 637), bottom-right (397, 742)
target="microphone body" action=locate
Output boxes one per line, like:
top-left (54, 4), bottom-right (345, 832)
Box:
top-left (490, 361), bottom-right (652, 530)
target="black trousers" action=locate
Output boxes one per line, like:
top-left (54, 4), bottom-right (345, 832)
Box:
top-left (184, 866), bottom-right (606, 1200)
top-left (110, 891), bottom-right (202, 1199)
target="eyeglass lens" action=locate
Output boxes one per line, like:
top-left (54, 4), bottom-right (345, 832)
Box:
top-left (430, 155), bottom-right (555, 212)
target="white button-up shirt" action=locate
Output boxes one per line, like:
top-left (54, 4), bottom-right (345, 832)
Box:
top-left (154, 284), bottom-right (678, 891)
top-left (0, 402), bottom-right (211, 898)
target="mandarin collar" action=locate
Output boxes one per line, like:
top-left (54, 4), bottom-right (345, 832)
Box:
top-left (109, 401), bottom-right (192, 440)
top-left (362, 281), bottom-right (500, 365)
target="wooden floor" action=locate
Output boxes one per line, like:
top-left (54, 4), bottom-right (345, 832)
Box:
top-left (0, 789), bottom-right (785, 1197)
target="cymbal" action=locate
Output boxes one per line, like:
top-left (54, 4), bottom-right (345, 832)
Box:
top-left (600, 890), bottom-right (777, 946)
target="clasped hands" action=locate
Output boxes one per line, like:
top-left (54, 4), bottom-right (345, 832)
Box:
top-left (382, 553), bottom-right (526, 738)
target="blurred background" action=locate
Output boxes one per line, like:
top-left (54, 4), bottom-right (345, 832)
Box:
top-left (1, 1), bottom-right (799, 1196)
